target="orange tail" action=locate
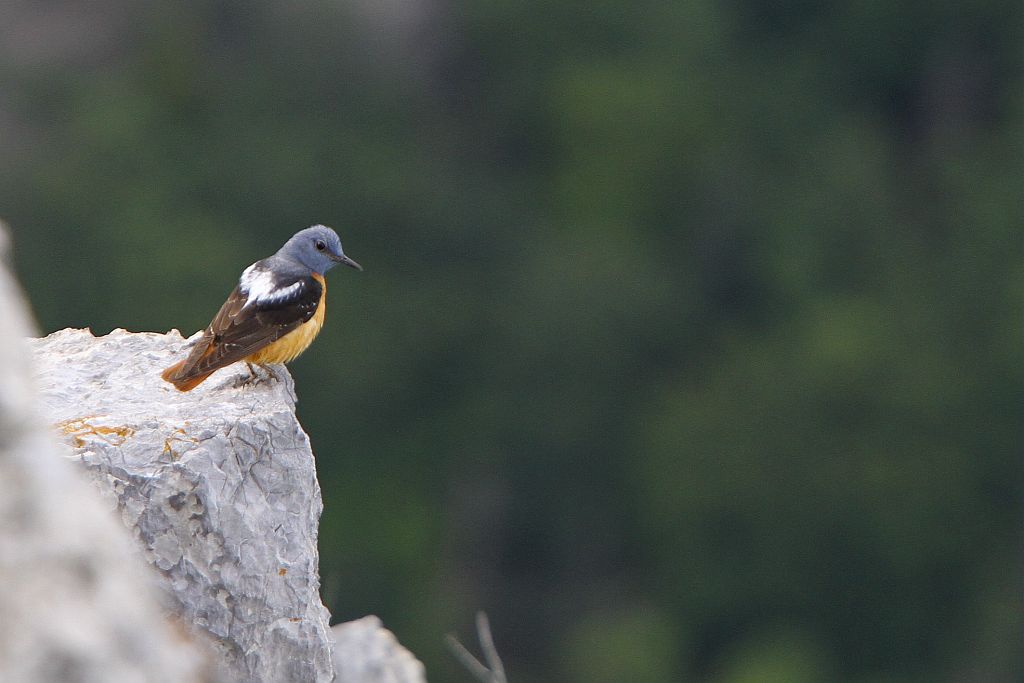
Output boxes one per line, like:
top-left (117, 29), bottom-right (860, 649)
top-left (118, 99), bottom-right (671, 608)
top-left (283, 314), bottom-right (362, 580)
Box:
top-left (161, 360), bottom-right (215, 392)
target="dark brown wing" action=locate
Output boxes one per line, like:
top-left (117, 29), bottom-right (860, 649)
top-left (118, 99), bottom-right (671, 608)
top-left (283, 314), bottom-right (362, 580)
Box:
top-left (165, 275), bottom-right (322, 383)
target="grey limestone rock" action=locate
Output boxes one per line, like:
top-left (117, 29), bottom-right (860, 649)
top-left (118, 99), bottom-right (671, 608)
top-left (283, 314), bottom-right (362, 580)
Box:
top-left (0, 227), bottom-right (205, 682)
top-left (331, 616), bottom-right (427, 683)
top-left (28, 327), bottom-right (336, 682)
top-left (26, 326), bottom-right (428, 683)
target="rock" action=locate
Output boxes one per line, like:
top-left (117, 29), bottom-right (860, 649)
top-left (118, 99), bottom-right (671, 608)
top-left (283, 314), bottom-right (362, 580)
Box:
top-left (331, 616), bottom-right (427, 683)
top-left (28, 327), bottom-right (336, 683)
top-left (26, 326), bottom-right (429, 683)
top-left (0, 227), bottom-right (205, 682)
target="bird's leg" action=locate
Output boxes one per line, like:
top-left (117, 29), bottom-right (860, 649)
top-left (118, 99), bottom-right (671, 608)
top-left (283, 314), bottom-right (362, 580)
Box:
top-left (252, 363), bottom-right (284, 385)
top-left (266, 364), bottom-right (284, 384)
top-left (233, 361), bottom-right (266, 388)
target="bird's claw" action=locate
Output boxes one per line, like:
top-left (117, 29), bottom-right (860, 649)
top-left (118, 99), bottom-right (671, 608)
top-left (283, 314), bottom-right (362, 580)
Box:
top-left (233, 362), bottom-right (281, 389)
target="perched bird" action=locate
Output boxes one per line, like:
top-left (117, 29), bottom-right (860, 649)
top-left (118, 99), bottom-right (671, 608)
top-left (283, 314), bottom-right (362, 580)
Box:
top-left (162, 225), bottom-right (361, 391)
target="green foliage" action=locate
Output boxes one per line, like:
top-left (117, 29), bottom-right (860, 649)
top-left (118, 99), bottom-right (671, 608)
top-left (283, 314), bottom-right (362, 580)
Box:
top-left (1, 1), bottom-right (1020, 681)
top-left (712, 628), bottom-right (833, 683)
top-left (563, 605), bottom-right (684, 682)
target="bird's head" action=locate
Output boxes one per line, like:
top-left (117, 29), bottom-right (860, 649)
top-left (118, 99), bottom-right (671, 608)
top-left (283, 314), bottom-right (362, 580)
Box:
top-left (280, 225), bottom-right (362, 275)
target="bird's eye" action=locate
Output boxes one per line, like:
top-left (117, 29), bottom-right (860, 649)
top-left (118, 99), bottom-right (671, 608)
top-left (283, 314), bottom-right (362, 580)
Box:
top-left (315, 240), bottom-right (326, 251)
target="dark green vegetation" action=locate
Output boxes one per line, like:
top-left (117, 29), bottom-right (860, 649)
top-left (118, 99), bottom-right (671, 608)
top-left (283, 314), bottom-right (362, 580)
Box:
top-left (1, 2), bottom-right (1020, 681)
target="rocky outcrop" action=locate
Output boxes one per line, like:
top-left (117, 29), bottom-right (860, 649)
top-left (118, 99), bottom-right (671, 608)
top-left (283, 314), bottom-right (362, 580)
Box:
top-left (26, 325), bottom-right (428, 683)
top-left (28, 327), bottom-right (337, 682)
top-left (332, 617), bottom-right (427, 683)
top-left (0, 212), bottom-right (426, 682)
top-left (0, 228), bottom-right (205, 682)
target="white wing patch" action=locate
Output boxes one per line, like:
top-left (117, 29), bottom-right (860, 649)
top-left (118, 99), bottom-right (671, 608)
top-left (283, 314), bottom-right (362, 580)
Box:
top-left (239, 264), bottom-right (304, 308)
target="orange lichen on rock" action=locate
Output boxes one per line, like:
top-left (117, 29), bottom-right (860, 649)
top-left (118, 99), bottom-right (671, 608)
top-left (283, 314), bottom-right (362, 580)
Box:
top-left (58, 417), bottom-right (135, 448)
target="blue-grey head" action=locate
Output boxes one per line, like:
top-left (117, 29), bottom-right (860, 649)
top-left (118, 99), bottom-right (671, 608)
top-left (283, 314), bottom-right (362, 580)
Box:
top-left (278, 225), bottom-right (362, 274)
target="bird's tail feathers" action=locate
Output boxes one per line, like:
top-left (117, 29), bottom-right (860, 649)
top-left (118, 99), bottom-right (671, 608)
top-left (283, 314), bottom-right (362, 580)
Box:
top-left (161, 360), bottom-right (214, 392)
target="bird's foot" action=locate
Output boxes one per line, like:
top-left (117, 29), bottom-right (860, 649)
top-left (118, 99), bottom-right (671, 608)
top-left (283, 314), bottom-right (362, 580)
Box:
top-left (265, 364), bottom-right (285, 384)
top-left (233, 362), bottom-right (279, 389)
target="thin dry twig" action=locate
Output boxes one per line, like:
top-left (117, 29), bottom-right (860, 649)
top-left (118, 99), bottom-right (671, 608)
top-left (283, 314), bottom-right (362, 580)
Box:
top-left (445, 633), bottom-right (494, 682)
top-left (475, 611), bottom-right (506, 682)
top-left (445, 610), bottom-right (508, 683)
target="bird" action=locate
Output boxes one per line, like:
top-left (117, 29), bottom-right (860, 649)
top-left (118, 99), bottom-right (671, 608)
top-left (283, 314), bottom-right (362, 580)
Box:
top-left (161, 225), bottom-right (361, 391)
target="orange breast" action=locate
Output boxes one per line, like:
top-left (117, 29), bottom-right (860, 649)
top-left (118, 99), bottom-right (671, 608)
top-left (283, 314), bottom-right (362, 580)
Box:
top-left (246, 274), bottom-right (326, 365)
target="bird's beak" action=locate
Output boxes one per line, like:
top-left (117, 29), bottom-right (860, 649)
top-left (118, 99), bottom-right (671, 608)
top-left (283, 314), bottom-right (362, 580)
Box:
top-left (333, 253), bottom-right (363, 271)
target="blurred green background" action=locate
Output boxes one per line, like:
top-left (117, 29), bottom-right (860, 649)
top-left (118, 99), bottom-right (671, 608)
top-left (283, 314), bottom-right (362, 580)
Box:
top-left (1, 1), bottom-right (1020, 681)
